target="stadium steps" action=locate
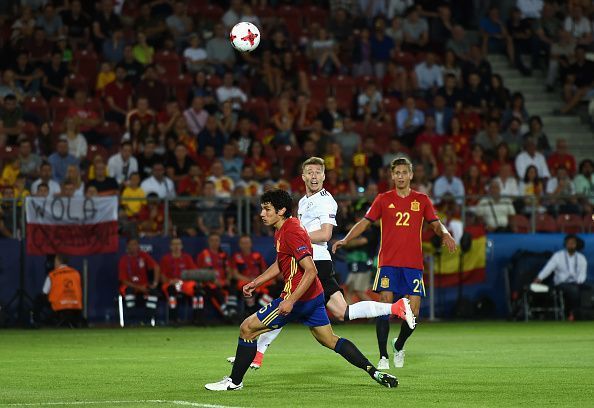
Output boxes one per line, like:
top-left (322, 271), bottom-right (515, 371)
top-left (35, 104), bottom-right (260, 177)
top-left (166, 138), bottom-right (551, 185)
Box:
top-left (488, 54), bottom-right (594, 163)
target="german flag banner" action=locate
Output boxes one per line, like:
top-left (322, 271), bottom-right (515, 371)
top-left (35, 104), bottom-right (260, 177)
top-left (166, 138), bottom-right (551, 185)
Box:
top-left (422, 225), bottom-right (487, 288)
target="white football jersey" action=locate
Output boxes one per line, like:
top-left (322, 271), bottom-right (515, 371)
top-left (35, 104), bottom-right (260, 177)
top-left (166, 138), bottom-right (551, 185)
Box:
top-left (298, 188), bottom-right (338, 261)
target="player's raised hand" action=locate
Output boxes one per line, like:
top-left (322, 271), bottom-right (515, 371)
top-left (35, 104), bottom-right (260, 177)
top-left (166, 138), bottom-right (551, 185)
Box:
top-left (332, 239), bottom-right (346, 254)
top-left (443, 233), bottom-right (457, 253)
top-left (243, 281), bottom-right (256, 298)
top-left (278, 299), bottom-right (294, 315)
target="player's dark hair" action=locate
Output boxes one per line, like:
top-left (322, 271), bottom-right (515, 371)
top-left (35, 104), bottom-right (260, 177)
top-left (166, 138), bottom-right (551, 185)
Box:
top-left (302, 156), bottom-right (325, 172)
top-left (261, 188), bottom-right (292, 218)
top-left (390, 157), bottom-right (413, 173)
top-left (55, 253), bottom-right (69, 265)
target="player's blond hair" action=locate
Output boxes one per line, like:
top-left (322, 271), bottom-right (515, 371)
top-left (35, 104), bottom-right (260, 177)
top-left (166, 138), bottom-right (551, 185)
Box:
top-left (390, 157), bottom-right (413, 173)
top-left (302, 157), bottom-right (325, 172)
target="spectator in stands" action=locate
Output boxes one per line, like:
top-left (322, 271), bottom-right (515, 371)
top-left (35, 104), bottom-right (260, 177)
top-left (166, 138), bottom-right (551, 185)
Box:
top-left (216, 72), bottom-right (247, 110)
top-left (433, 162), bottom-right (465, 204)
top-left (183, 96), bottom-right (209, 137)
top-left (177, 163), bottom-right (202, 197)
top-left (107, 142), bottom-right (138, 185)
top-left (244, 140), bottom-right (272, 181)
top-left (317, 96), bottom-right (344, 136)
top-left (534, 234), bottom-right (589, 320)
top-left (121, 172), bottom-right (146, 218)
top-left (523, 115), bottom-right (551, 156)
top-left (494, 162), bottom-right (520, 197)
top-left (48, 138), bottom-right (79, 184)
top-left (121, 45), bottom-right (144, 85)
top-left (220, 143), bottom-right (243, 183)
top-left (18, 139), bottom-right (41, 182)
top-left (102, 27), bottom-right (125, 64)
top-left (356, 81), bottom-right (383, 123)
top-left (502, 92), bottom-right (529, 131)
top-left (545, 29), bottom-right (576, 92)
top-left (558, 45), bottom-right (594, 115)
top-left (463, 45), bottom-right (493, 88)
top-left (207, 160), bottom-right (235, 198)
top-left (190, 180), bottom-right (224, 236)
top-left (271, 97), bottom-right (296, 146)
top-left (64, 165), bottom-right (84, 197)
top-left (412, 51), bottom-right (443, 98)
top-left (222, 0), bottom-right (243, 28)
top-left (87, 160), bottom-right (119, 196)
top-left (236, 165), bottom-right (262, 197)
top-left (137, 193), bottom-right (166, 237)
top-left (309, 27), bottom-right (342, 76)
top-left (34, 183), bottom-right (50, 198)
top-left (137, 138), bottom-right (163, 179)
top-left (0, 94), bottom-right (24, 146)
top-left (126, 96), bottom-right (156, 132)
top-left (41, 51), bottom-right (69, 100)
top-left (574, 159), bottom-right (594, 199)
top-left (446, 25), bottom-right (471, 62)
top-left (32, 253), bottom-right (84, 328)
top-left (0, 70), bottom-right (25, 102)
top-left (563, 5), bottom-right (592, 46)
top-left (25, 27), bottom-right (52, 66)
top-left (474, 179), bottom-right (516, 232)
top-left (437, 73), bottom-right (463, 109)
top-left (166, 0), bottom-right (193, 48)
top-left (206, 23), bottom-right (236, 76)
top-left (67, 90), bottom-right (102, 144)
top-left (132, 31), bottom-right (154, 66)
top-left (462, 72), bottom-right (487, 113)
top-left (1, 157), bottom-right (20, 187)
top-left (31, 162), bottom-right (60, 197)
top-left (475, 118), bottom-right (503, 158)
top-left (507, 6), bottom-right (539, 76)
top-left (486, 74), bottom-right (510, 111)
top-left (103, 64), bottom-right (133, 126)
top-left (60, 0), bottom-right (90, 50)
top-left (13, 53), bottom-right (42, 97)
top-left (197, 115), bottom-right (225, 157)
top-left (547, 139), bottom-right (576, 177)
top-left (136, 65), bottom-right (167, 112)
top-left (546, 167), bottom-right (580, 214)
top-left (36, 3), bottom-right (63, 41)
top-left (367, 19), bottom-right (395, 79)
top-left (518, 164), bottom-right (545, 213)
top-left (396, 95), bottom-right (425, 143)
top-left (515, 136), bottom-right (551, 181)
top-left (141, 162), bottom-right (175, 199)
top-left (227, 115), bottom-right (250, 154)
top-left (184, 33), bottom-right (208, 74)
top-left (333, 117), bottom-right (362, 158)
top-left (385, 15), bottom-right (403, 49)
top-left (402, 6), bottom-right (429, 52)
top-left (60, 117), bottom-right (87, 161)
top-left (118, 237), bottom-right (160, 323)
top-left (463, 163), bottom-right (486, 205)
top-left (92, 0), bottom-right (121, 51)
top-left (501, 117), bottom-right (524, 157)
top-left (166, 143), bottom-right (194, 184)
top-left (480, 6), bottom-right (513, 64)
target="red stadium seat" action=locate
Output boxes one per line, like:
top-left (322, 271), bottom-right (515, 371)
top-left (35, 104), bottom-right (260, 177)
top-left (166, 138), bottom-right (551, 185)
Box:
top-left (0, 145), bottom-right (18, 161)
top-left (96, 122), bottom-right (123, 147)
top-left (86, 144), bottom-right (109, 162)
top-left (170, 74), bottom-right (194, 107)
top-left (535, 213), bottom-right (558, 233)
top-left (368, 121), bottom-right (395, 145)
top-left (393, 52), bottom-right (416, 71)
top-left (154, 51), bottom-right (181, 78)
top-left (84, 97), bottom-right (104, 120)
top-left (192, 3), bottom-right (224, 21)
top-left (23, 96), bottom-right (50, 122)
top-left (556, 214), bottom-right (583, 233)
top-left (307, 75), bottom-right (330, 103)
top-left (49, 96), bottom-right (73, 123)
top-left (509, 214), bottom-right (530, 233)
top-left (331, 75), bottom-right (356, 113)
top-left (302, 5), bottom-right (328, 26)
top-left (277, 6), bottom-right (303, 40)
top-left (74, 50), bottom-right (99, 85)
top-left (207, 75), bottom-right (222, 89)
top-left (21, 122), bottom-right (38, 141)
top-left (383, 97), bottom-right (401, 116)
top-left (584, 214), bottom-right (594, 233)
top-left (351, 121), bottom-right (368, 138)
top-left (67, 73), bottom-right (89, 93)
top-left (276, 144), bottom-right (302, 176)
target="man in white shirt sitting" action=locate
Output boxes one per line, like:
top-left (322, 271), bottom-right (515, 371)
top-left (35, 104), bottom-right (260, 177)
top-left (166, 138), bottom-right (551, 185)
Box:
top-left (183, 96), bottom-right (209, 137)
top-left (534, 234), bottom-right (589, 320)
top-left (494, 163), bottom-right (520, 197)
top-left (412, 52), bottom-right (443, 98)
top-left (140, 162), bottom-right (176, 199)
top-left (107, 141), bottom-right (138, 185)
top-left (474, 180), bottom-right (515, 232)
top-left (433, 163), bottom-right (465, 205)
top-left (216, 72), bottom-right (247, 110)
top-left (515, 136), bottom-right (551, 180)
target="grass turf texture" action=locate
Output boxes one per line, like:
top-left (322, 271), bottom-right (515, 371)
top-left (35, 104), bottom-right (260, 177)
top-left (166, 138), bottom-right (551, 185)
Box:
top-left (1, 322), bottom-right (593, 408)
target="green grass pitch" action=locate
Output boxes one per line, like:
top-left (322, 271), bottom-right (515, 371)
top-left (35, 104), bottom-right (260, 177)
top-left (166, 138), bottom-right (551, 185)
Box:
top-left (1, 322), bottom-right (593, 407)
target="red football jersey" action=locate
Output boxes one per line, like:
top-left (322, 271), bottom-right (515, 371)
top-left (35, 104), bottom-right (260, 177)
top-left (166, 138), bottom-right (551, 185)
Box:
top-left (365, 190), bottom-right (439, 270)
top-left (230, 251), bottom-right (267, 280)
top-left (275, 217), bottom-right (323, 301)
top-left (196, 248), bottom-right (228, 284)
top-left (118, 252), bottom-right (157, 286)
top-left (160, 253), bottom-right (197, 280)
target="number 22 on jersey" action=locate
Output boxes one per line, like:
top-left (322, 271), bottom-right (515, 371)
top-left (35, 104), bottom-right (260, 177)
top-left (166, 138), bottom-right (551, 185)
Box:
top-left (395, 211), bottom-right (410, 226)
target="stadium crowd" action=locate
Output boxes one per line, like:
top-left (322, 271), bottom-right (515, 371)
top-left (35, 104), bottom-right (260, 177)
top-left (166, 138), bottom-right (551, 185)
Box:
top-left (0, 0), bottom-right (593, 242)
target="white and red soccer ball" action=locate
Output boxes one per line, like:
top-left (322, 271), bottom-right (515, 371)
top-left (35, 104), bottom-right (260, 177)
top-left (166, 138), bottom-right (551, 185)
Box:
top-left (230, 22), bottom-right (261, 52)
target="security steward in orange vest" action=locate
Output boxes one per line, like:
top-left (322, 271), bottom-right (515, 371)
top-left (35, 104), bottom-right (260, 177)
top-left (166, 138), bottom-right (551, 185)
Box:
top-left (32, 254), bottom-right (84, 328)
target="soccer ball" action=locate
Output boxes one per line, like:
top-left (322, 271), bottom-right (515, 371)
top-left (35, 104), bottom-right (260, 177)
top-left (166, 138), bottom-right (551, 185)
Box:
top-left (230, 22), bottom-right (261, 52)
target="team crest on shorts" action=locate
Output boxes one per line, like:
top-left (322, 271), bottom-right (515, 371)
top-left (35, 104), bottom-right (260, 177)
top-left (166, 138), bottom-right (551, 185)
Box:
top-left (380, 277), bottom-right (390, 288)
top-left (410, 200), bottom-right (420, 211)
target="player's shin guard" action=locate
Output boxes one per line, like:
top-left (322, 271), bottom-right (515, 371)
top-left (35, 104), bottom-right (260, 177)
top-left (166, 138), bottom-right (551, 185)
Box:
top-left (334, 337), bottom-right (377, 378)
top-left (376, 315), bottom-right (390, 359)
top-left (256, 327), bottom-right (282, 355)
top-left (345, 301), bottom-right (392, 321)
top-left (230, 337), bottom-right (257, 385)
top-left (394, 321), bottom-right (415, 351)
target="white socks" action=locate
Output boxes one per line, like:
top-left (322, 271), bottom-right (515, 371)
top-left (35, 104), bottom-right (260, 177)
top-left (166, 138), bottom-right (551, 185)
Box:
top-left (257, 327), bottom-right (283, 354)
top-left (347, 301), bottom-right (392, 320)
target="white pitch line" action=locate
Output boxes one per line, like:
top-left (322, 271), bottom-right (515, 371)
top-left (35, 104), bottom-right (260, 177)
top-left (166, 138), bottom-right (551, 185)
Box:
top-left (0, 400), bottom-right (247, 408)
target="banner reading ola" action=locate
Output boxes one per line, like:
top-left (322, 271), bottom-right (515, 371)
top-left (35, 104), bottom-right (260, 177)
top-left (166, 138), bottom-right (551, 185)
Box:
top-left (25, 196), bottom-right (119, 256)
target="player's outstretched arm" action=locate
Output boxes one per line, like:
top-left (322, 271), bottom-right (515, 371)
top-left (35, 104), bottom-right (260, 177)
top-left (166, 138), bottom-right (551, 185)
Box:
top-left (332, 218), bottom-right (371, 253)
top-left (430, 220), bottom-right (457, 253)
top-left (243, 261), bottom-right (281, 297)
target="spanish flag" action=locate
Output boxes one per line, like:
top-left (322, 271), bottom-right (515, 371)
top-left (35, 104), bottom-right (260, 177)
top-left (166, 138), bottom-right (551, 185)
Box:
top-left (422, 225), bottom-right (487, 287)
